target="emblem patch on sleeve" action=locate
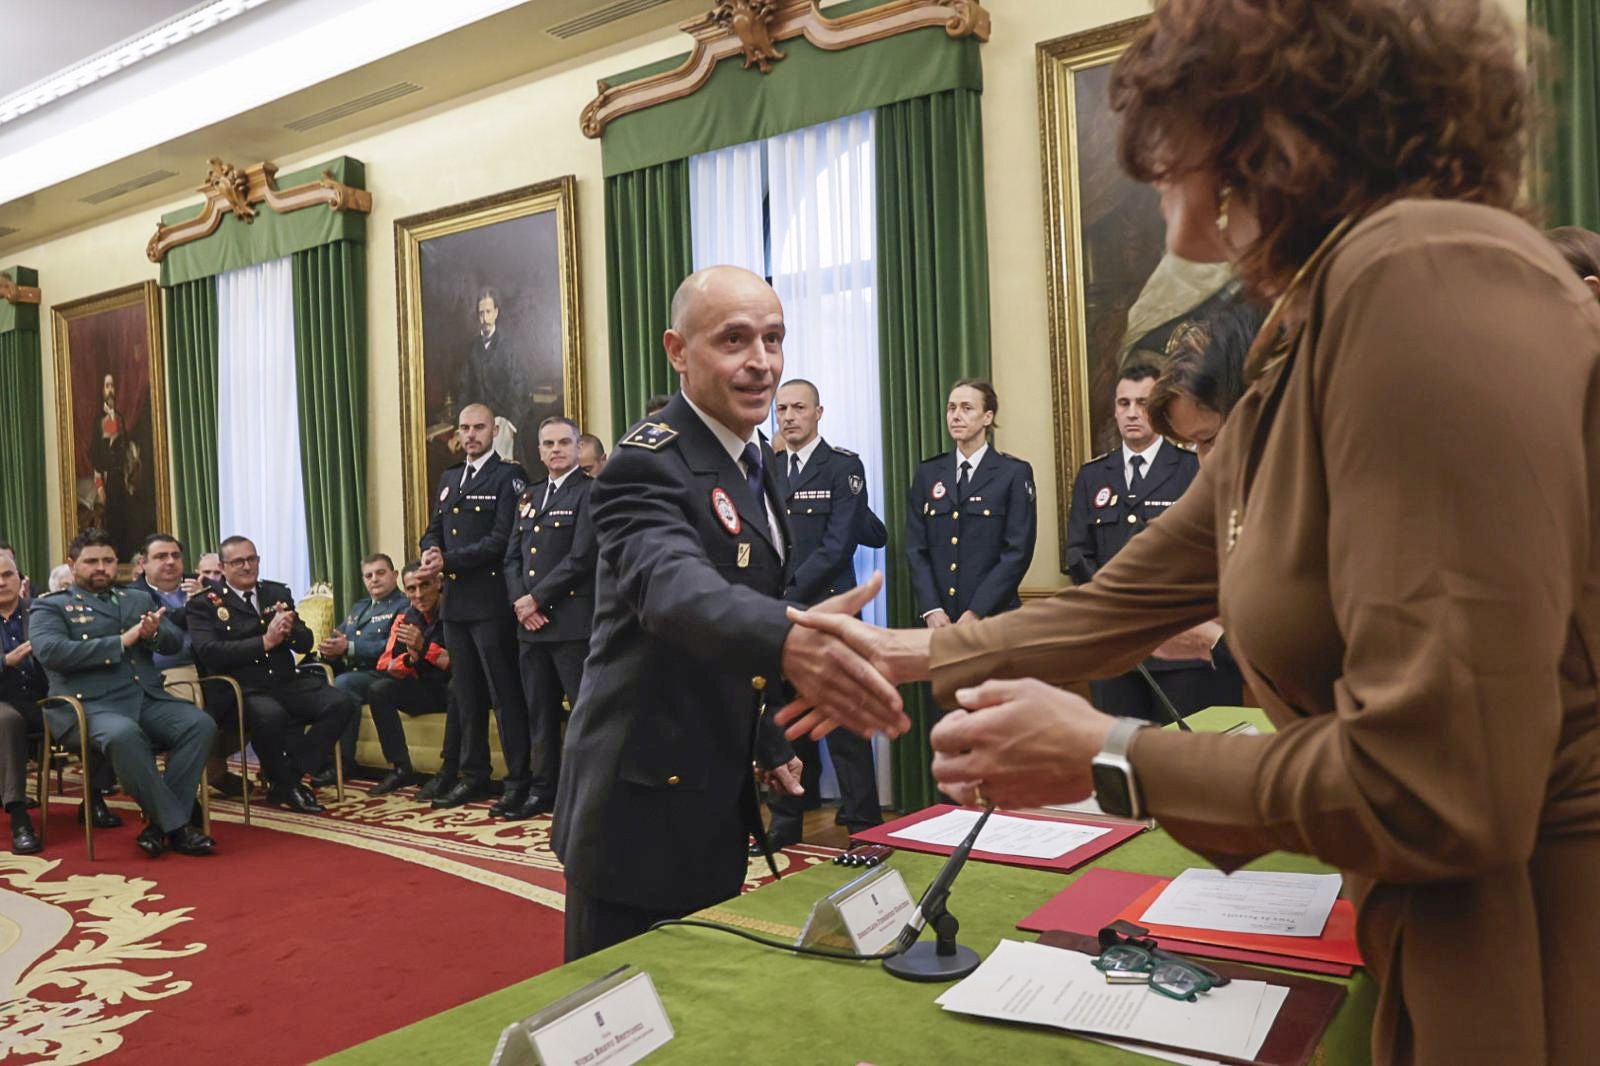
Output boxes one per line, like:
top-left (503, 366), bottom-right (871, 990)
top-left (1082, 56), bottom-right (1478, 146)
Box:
top-left (620, 421), bottom-right (679, 450)
top-left (848, 474), bottom-right (864, 495)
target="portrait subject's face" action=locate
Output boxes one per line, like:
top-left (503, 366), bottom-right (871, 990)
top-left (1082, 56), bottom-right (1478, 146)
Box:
top-left (71, 545), bottom-right (119, 592)
top-left (477, 296), bottom-right (499, 338)
top-left (102, 373), bottom-right (116, 405)
top-left (665, 270), bottom-right (785, 438)
top-left (539, 422), bottom-right (579, 478)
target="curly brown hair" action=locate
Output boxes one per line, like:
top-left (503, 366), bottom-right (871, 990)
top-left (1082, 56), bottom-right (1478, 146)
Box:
top-left (1111, 0), bottom-right (1532, 296)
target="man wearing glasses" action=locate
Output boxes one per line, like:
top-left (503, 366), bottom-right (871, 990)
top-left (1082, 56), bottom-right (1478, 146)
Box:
top-left (186, 536), bottom-right (357, 813)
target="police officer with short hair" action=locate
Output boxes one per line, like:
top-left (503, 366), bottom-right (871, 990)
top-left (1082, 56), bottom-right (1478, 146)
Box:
top-left (501, 415), bottom-right (597, 820)
top-left (756, 379), bottom-right (884, 850)
top-left (316, 553), bottom-right (408, 777)
top-left (1065, 363), bottom-right (1235, 721)
top-left (906, 379), bottom-right (1037, 629)
top-left (417, 402), bottom-right (529, 811)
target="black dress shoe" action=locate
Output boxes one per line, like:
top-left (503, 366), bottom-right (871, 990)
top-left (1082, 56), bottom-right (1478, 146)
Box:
top-left (78, 794), bottom-right (123, 829)
top-left (369, 768), bottom-right (420, 796)
top-left (414, 774), bottom-right (454, 803)
top-left (269, 784), bottom-right (326, 814)
top-left (167, 825), bottom-right (216, 856)
top-left (210, 771), bottom-right (246, 798)
top-left (431, 779), bottom-right (488, 810)
top-left (308, 767), bottom-right (340, 789)
top-left (136, 825), bottom-right (166, 858)
top-left (10, 821), bottom-right (42, 854)
top-left (506, 793), bottom-right (554, 821)
top-left (488, 784), bottom-right (529, 818)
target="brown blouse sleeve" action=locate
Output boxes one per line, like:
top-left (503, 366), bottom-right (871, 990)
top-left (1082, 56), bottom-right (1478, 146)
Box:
top-left (1137, 224), bottom-right (1586, 879)
top-left (928, 459), bottom-right (1220, 707)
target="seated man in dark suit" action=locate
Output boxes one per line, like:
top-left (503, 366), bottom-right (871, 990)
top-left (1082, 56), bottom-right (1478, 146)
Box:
top-left (28, 529), bottom-right (217, 858)
top-left (186, 536), bottom-right (358, 814)
top-left (365, 563), bottom-right (459, 795)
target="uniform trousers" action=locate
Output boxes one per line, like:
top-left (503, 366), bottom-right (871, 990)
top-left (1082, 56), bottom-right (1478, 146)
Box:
top-left (768, 722), bottom-right (881, 838)
top-left (2, 697), bottom-right (118, 805)
top-left (366, 674), bottom-right (456, 772)
top-left (332, 669), bottom-right (384, 771)
top-left (238, 676), bottom-right (358, 791)
top-left (516, 640), bottom-right (585, 802)
top-left (57, 696), bottom-right (216, 833)
top-left (444, 616), bottom-right (527, 786)
top-left (564, 886), bottom-right (686, 962)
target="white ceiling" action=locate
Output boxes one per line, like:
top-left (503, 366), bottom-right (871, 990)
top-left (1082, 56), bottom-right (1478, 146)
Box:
top-left (0, 0), bottom-right (205, 98)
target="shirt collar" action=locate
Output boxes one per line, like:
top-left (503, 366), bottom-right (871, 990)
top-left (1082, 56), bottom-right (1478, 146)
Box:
top-left (682, 391), bottom-right (762, 467)
top-left (227, 583), bottom-right (257, 602)
top-left (547, 467), bottom-right (576, 494)
top-left (788, 435), bottom-right (823, 473)
top-left (1122, 437), bottom-right (1163, 468)
top-left (464, 452), bottom-right (492, 478)
top-left (956, 442), bottom-right (989, 475)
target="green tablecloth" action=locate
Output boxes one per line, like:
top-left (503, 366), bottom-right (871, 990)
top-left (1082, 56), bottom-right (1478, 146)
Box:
top-left (320, 710), bottom-right (1374, 1065)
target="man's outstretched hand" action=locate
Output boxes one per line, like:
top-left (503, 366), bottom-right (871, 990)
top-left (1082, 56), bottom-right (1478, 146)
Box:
top-left (778, 572), bottom-right (910, 742)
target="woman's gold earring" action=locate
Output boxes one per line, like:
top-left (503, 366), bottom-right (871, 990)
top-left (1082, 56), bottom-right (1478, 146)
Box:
top-left (1216, 185), bottom-right (1232, 235)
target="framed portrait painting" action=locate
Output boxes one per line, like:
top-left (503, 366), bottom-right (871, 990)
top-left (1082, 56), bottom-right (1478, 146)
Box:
top-left (50, 280), bottom-right (172, 571)
top-left (1038, 17), bottom-right (1237, 572)
top-left (394, 176), bottom-right (583, 547)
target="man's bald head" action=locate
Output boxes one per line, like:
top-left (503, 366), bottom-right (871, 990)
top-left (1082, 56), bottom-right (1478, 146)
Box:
top-left (669, 266), bottom-right (773, 335)
top-left (663, 265), bottom-right (785, 437)
top-left (458, 403), bottom-right (497, 460)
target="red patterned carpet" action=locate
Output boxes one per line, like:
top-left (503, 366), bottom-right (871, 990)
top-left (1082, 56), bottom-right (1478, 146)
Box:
top-left (0, 775), bottom-right (837, 1065)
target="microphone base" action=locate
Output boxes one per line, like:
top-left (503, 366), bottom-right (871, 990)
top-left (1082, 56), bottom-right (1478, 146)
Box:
top-left (882, 941), bottom-right (981, 982)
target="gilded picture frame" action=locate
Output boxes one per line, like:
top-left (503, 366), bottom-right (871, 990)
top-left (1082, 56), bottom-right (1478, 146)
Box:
top-left (394, 176), bottom-right (584, 549)
top-left (1038, 17), bottom-right (1234, 572)
top-left (50, 280), bottom-right (172, 575)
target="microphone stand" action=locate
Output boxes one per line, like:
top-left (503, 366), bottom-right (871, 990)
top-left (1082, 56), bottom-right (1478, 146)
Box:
top-left (883, 805), bottom-right (993, 982)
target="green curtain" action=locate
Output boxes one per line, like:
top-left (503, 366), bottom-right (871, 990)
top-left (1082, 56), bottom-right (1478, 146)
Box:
top-left (876, 89), bottom-right (993, 810)
top-left (1531, 0), bottom-right (1600, 228)
top-left (605, 160), bottom-right (693, 441)
top-left (164, 278), bottom-right (221, 559)
top-left (0, 270), bottom-right (48, 583)
top-left (292, 241), bottom-right (368, 611)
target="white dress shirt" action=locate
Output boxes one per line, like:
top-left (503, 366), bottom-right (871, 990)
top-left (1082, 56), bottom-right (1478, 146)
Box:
top-left (1122, 437), bottom-right (1163, 488)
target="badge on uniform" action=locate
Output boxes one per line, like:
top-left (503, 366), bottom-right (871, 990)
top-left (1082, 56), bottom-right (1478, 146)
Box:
top-left (1026, 480), bottom-right (1035, 502)
top-left (1094, 486), bottom-right (1112, 508)
top-left (438, 486), bottom-right (449, 502)
top-left (932, 481), bottom-right (947, 500)
top-left (711, 487), bottom-right (741, 535)
top-left (848, 474), bottom-right (864, 496)
top-left (216, 607), bottom-right (230, 621)
top-left (512, 477), bottom-right (526, 494)
top-left (737, 543), bottom-right (752, 568)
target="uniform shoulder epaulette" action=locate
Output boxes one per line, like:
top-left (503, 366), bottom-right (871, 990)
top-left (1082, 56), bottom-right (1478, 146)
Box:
top-left (832, 445), bottom-right (857, 457)
top-left (620, 420), bottom-right (679, 451)
top-left (920, 451), bottom-right (947, 466)
top-left (1089, 450), bottom-right (1111, 463)
top-left (38, 589), bottom-right (68, 600)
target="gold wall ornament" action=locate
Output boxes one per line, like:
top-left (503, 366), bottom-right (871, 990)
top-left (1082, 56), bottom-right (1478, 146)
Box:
top-left (145, 158), bottom-right (373, 263)
top-left (0, 272), bottom-right (40, 305)
top-left (579, 0), bottom-right (991, 138)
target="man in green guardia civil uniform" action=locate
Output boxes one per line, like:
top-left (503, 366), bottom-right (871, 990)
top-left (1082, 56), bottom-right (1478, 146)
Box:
top-left (315, 552), bottom-right (408, 780)
top-left (30, 528), bottom-right (218, 858)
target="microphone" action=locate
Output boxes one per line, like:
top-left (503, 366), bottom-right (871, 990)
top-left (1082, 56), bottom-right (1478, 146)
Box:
top-left (883, 805), bottom-right (992, 981)
top-left (1064, 548), bottom-right (1192, 732)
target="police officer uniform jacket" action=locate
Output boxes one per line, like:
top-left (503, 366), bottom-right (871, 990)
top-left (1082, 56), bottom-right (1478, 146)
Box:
top-left (778, 438), bottom-right (880, 607)
top-left (552, 392), bottom-right (795, 914)
top-left (186, 580), bottom-right (314, 691)
top-left (28, 585), bottom-right (189, 733)
top-left (334, 588), bottom-right (408, 670)
top-left (502, 471), bottom-right (597, 644)
top-left (421, 451), bottom-right (529, 622)
top-left (906, 447), bottom-right (1037, 620)
top-left (1065, 441), bottom-right (1202, 674)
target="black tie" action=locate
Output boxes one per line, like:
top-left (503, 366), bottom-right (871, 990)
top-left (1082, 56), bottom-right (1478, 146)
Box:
top-left (245, 590), bottom-right (258, 614)
top-left (741, 442), bottom-right (765, 503)
top-left (1129, 454), bottom-right (1146, 496)
top-left (461, 464), bottom-right (475, 492)
top-left (789, 453), bottom-right (801, 483)
top-left (542, 480), bottom-right (555, 512)
top-left (957, 460), bottom-right (971, 501)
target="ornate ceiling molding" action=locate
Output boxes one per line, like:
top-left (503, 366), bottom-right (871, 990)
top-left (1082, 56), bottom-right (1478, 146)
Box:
top-left (145, 158), bottom-right (372, 263)
top-left (0, 273), bottom-right (40, 305)
top-left (579, 0), bottom-right (990, 139)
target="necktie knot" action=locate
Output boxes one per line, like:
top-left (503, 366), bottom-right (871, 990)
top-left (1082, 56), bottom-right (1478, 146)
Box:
top-left (789, 453), bottom-right (801, 481)
top-left (741, 442), bottom-right (764, 501)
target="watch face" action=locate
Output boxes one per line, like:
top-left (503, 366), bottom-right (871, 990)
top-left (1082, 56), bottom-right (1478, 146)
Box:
top-left (1091, 763), bottom-right (1134, 818)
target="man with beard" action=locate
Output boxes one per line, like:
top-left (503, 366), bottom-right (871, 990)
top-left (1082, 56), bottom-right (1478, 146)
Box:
top-left (89, 372), bottom-right (141, 558)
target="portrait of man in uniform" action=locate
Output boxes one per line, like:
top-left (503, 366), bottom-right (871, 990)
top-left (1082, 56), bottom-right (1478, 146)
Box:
top-left (395, 178), bottom-right (583, 548)
top-left (51, 281), bottom-right (172, 570)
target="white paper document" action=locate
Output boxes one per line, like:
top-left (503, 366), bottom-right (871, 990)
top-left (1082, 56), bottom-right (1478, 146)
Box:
top-left (1140, 869), bottom-right (1343, 938)
top-left (889, 809), bottom-right (1110, 859)
top-left (937, 940), bottom-right (1287, 1061)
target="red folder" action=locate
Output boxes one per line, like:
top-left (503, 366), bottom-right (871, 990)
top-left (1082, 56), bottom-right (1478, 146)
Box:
top-left (1117, 880), bottom-right (1363, 967)
top-left (849, 804), bottom-right (1145, 873)
top-left (1017, 868), bottom-right (1358, 977)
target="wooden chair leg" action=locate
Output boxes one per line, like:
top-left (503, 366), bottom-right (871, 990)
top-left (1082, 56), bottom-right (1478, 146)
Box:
top-left (334, 742), bottom-right (345, 803)
top-left (75, 704), bottom-right (94, 862)
top-left (35, 728), bottom-right (49, 849)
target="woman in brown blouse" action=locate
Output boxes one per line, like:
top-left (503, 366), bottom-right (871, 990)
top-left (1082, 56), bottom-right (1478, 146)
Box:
top-left (783, 1), bottom-right (1600, 1062)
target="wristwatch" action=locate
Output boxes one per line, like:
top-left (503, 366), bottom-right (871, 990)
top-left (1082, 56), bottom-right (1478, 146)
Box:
top-left (1091, 717), bottom-right (1154, 819)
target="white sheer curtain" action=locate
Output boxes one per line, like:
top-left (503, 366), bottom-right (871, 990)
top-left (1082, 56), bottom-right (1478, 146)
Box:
top-left (689, 139), bottom-right (767, 275)
top-left (216, 257), bottom-right (312, 597)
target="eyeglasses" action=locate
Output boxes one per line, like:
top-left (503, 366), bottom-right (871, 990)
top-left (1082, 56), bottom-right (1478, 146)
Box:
top-left (1094, 922), bottom-right (1230, 1002)
top-left (223, 555), bottom-right (260, 568)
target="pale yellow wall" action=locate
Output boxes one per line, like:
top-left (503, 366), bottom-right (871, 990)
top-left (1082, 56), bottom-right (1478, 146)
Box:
top-left (11, 0), bottom-right (1530, 587)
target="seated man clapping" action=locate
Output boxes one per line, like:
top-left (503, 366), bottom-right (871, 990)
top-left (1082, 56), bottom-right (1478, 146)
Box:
top-left (366, 563), bottom-right (461, 796)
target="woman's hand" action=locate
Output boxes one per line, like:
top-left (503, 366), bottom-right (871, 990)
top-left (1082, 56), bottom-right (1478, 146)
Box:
top-left (931, 679), bottom-right (1116, 809)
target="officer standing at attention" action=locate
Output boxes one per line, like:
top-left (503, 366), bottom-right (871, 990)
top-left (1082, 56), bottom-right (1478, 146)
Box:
top-left (317, 553), bottom-right (408, 779)
top-left (30, 528), bottom-right (218, 857)
top-left (756, 379), bottom-right (883, 850)
top-left (186, 536), bottom-right (357, 813)
top-left (553, 266), bottom-right (905, 960)
top-left (906, 379), bottom-right (1037, 630)
top-left (500, 416), bottom-right (596, 820)
top-left (1065, 362), bottom-right (1216, 721)
top-left (417, 402), bottom-right (530, 811)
